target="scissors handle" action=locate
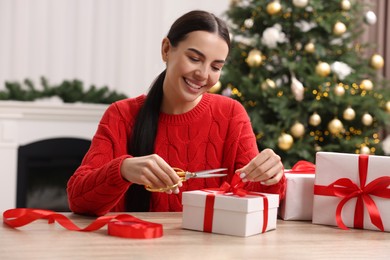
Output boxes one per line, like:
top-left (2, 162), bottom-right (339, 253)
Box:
top-left (144, 168), bottom-right (186, 192)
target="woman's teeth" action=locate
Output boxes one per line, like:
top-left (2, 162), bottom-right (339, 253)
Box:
top-left (185, 79), bottom-right (202, 89)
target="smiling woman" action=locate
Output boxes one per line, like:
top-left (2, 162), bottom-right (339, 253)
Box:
top-left (66, 10), bottom-right (286, 216)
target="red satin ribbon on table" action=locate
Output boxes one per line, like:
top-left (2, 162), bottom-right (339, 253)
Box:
top-left (314, 154), bottom-right (390, 231)
top-left (202, 173), bottom-right (269, 233)
top-left (284, 160), bottom-right (315, 174)
top-left (3, 208), bottom-right (163, 239)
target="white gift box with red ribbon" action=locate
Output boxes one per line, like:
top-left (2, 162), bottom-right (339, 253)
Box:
top-left (312, 152), bottom-right (390, 232)
top-left (182, 190), bottom-right (279, 237)
top-left (279, 173), bottom-right (315, 220)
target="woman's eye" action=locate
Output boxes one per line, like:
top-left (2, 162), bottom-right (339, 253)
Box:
top-left (189, 56), bottom-right (200, 62)
top-left (212, 66), bottom-right (222, 72)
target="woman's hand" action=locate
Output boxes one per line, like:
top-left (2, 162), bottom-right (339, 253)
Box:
top-left (120, 154), bottom-right (182, 194)
top-left (235, 148), bottom-right (284, 185)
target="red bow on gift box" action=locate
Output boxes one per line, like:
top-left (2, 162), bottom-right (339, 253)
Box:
top-left (284, 160), bottom-right (315, 174)
top-left (314, 154), bottom-right (390, 231)
top-left (201, 173), bottom-right (269, 233)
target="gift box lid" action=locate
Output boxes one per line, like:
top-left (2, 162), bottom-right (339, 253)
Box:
top-left (182, 190), bottom-right (279, 213)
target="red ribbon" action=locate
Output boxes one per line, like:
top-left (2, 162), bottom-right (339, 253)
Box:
top-left (284, 160), bottom-right (315, 174)
top-left (202, 173), bottom-right (269, 233)
top-left (3, 208), bottom-right (163, 239)
top-left (314, 154), bottom-right (390, 231)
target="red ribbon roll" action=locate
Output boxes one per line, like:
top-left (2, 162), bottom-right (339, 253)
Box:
top-left (3, 208), bottom-right (163, 239)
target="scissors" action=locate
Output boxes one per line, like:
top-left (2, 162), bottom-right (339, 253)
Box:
top-left (145, 167), bottom-right (228, 192)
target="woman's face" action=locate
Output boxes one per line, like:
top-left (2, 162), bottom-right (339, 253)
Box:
top-left (161, 30), bottom-right (229, 114)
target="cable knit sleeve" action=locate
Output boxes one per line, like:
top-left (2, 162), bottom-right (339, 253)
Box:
top-left (67, 99), bottom-right (140, 216)
top-left (227, 99), bottom-right (286, 200)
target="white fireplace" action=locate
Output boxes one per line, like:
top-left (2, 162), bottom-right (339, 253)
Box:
top-left (0, 100), bottom-right (108, 212)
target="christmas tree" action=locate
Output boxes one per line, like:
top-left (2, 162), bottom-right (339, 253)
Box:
top-left (213, 0), bottom-right (390, 167)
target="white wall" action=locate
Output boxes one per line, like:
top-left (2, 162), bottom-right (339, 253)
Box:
top-left (0, 0), bottom-right (230, 98)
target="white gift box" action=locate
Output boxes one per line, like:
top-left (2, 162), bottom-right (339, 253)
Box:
top-left (279, 173), bottom-right (315, 220)
top-left (313, 152), bottom-right (390, 232)
top-left (182, 190), bottom-right (279, 237)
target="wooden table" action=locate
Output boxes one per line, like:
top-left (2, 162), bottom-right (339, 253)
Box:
top-left (1, 212), bottom-right (389, 259)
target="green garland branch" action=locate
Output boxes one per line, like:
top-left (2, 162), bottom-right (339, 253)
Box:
top-left (0, 77), bottom-right (128, 104)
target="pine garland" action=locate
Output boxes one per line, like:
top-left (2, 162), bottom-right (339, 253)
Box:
top-left (0, 77), bottom-right (128, 104)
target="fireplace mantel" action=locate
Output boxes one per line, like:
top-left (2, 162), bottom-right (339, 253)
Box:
top-left (0, 100), bottom-right (108, 212)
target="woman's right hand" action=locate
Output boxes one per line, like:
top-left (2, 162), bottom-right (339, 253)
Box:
top-left (120, 154), bottom-right (182, 194)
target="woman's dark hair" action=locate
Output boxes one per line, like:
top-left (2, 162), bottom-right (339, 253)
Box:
top-left (125, 10), bottom-right (230, 212)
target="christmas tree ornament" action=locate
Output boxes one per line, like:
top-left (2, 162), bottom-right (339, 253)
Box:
top-left (343, 106), bottom-right (356, 121)
top-left (315, 62), bottom-right (331, 77)
top-left (328, 118), bottom-right (344, 135)
top-left (360, 146), bottom-right (370, 155)
top-left (370, 54), bottom-right (384, 69)
top-left (364, 11), bottom-right (377, 25)
top-left (266, 1), bottom-right (282, 15)
top-left (244, 18), bottom-right (254, 29)
top-left (290, 122), bottom-right (305, 138)
top-left (333, 21), bottom-right (347, 36)
top-left (291, 75), bottom-right (304, 101)
top-left (292, 0), bottom-right (309, 8)
top-left (341, 0), bottom-right (351, 11)
top-left (362, 113), bottom-right (373, 126)
top-left (304, 42), bottom-right (315, 53)
top-left (278, 133), bottom-right (294, 150)
top-left (209, 81), bottom-right (221, 93)
top-left (386, 101), bottom-right (390, 113)
top-left (261, 79), bottom-right (276, 90)
top-left (221, 87), bottom-right (232, 97)
top-left (309, 112), bottom-right (321, 126)
top-left (330, 61), bottom-right (353, 80)
top-left (246, 49), bottom-right (263, 67)
top-left (360, 79), bottom-right (373, 91)
top-left (334, 85), bottom-right (345, 96)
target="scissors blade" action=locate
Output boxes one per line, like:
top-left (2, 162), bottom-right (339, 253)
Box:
top-left (186, 168), bottom-right (228, 180)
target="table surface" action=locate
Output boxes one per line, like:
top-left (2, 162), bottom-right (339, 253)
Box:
top-left (1, 212), bottom-right (389, 259)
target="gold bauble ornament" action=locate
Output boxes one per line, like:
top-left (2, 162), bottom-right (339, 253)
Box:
top-left (370, 54), bottom-right (384, 70)
top-left (309, 112), bottom-right (321, 127)
top-left (333, 22), bottom-right (347, 36)
top-left (266, 1), bottom-right (282, 15)
top-left (341, 0), bottom-right (351, 11)
top-left (209, 81), bottom-right (222, 93)
top-left (343, 107), bottom-right (356, 121)
top-left (334, 85), bottom-right (345, 96)
top-left (328, 118), bottom-right (344, 135)
top-left (362, 113), bottom-right (373, 126)
top-left (360, 146), bottom-right (370, 155)
top-left (386, 101), bottom-right (390, 113)
top-left (261, 78), bottom-right (276, 90)
top-left (290, 122), bottom-right (305, 138)
top-left (360, 79), bottom-right (373, 91)
top-left (278, 133), bottom-right (294, 151)
top-left (304, 42), bottom-right (315, 53)
top-left (315, 62), bottom-right (331, 77)
top-left (293, 0), bottom-right (309, 8)
top-left (246, 49), bottom-right (262, 67)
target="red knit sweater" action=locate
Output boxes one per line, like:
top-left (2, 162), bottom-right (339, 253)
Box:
top-left (67, 93), bottom-right (286, 215)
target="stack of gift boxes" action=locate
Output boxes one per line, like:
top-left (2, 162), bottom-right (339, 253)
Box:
top-left (181, 152), bottom-right (389, 237)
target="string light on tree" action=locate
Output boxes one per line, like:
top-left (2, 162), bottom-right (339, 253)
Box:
top-left (309, 112), bottom-right (321, 126)
top-left (362, 113), bottom-right (373, 126)
top-left (246, 49), bottom-right (263, 67)
top-left (328, 118), bottom-right (344, 135)
top-left (343, 106), bottom-right (356, 121)
top-left (370, 54), bottom-right (384, 70)
top-left (315, 62), bottom-right (331, 77)
top-left (278, 133), bottom-right (294, 150)
top-left (266, 1), bottom-right (282, 15)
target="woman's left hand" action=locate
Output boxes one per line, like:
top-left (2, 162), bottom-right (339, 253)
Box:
top-left (235, 148), bottom-right (284, 185)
